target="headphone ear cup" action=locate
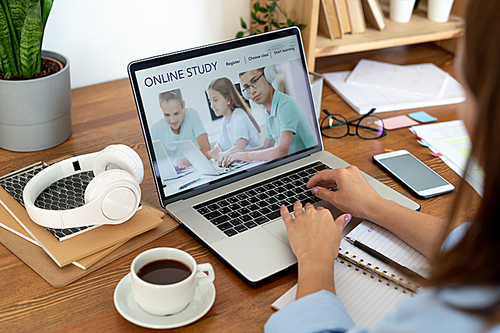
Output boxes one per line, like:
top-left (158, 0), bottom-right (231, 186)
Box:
top-left (93, 144), bottom-right (144, 184)
top-left (84, 170), bottom-right (141, 222)
top-left (264, 65), bottom-right (277, 84)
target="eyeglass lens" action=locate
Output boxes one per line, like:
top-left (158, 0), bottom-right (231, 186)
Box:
top-left (321, 115), bottom-right (349, 138)
top-left (357, 116), bottom-right (384, 139)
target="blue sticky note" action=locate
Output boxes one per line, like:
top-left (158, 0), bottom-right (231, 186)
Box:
top-left (408, 111), bottom-right (437, 123)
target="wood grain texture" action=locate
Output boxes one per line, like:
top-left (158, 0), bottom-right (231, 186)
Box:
top-left (0, 43), bottom-right (481, 332)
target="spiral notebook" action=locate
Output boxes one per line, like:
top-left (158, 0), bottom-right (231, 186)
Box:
top-left (272, 220), bottom-right (430, 328)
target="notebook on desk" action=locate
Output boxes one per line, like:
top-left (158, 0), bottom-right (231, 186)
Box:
top-left (272, 220), bottom-right (429, 328)
top-left (128, 27), bottom-right (420, 283)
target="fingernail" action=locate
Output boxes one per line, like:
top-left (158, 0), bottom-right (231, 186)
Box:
top-left (311, 187), bottom-right (319, 195)
top-left (305, 202), bottom-right (311, 205)
top-left (344, 214), bottom-right (352, 224)
top-left (295, 200), bottom-right (301, 204)
top-left (281, 204), bottom-right (285, 208)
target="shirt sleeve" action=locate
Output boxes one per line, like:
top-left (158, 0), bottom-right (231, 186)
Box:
top-left (185, 108), bottom-right (207, 138)
top-left (230, 109), bottom-right (251, 143)
top-left (276, 98), bottom-right (301, 135)
top-left (441, 222), bottom-right (472, 252)
top-left (265, 290), bottom-right (356, 333)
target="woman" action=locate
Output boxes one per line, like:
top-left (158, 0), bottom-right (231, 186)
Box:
top-left (206, 77), bottom-right (263, 164)
top-left (265, 1), bottom-right (500, 332)
top-left (150, 88), bottom-right (210, 170)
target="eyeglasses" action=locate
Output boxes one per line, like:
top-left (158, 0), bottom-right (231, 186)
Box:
top-left (320, 108), bottom-right (386, 140)
top-left (242, 73), bottom-right (265, 94)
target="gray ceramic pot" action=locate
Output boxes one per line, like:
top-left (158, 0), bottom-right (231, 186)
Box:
top-left (0, 50), bottom-right (72, 152)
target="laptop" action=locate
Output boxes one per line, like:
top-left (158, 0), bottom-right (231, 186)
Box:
top-left (173, 140), bottom-right (244, 176)
top-left (128, 27), bottom-right (420, 283)
top-left (152, 140), bottom-right (193, 180)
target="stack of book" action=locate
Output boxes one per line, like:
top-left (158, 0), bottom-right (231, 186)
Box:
top-left (318, 0), bottom-right (387, 38)
top-left (0, 161), bottom-right (178, 287)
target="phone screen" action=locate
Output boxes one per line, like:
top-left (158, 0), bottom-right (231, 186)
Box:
top-left (379, 154), bottom-right (449, 191)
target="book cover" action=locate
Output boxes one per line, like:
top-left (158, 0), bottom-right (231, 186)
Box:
top-left (362, 0), bottom-right (387, 30)
top-left (335, 0), bottom-right (352, 33)
top-left (319, 0), bottom-right (343, 39)
top-left (347, 0), bottom-right (367, 34)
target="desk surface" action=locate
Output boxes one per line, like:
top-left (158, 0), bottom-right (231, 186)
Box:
top-left (0, 43), bottom-right (481, 332)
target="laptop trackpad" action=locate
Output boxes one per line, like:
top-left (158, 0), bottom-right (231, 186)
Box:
top-left (263, 220), bottom-right (291, 248)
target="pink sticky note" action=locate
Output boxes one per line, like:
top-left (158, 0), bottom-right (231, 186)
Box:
top-left (382, 115), bottom-right (419, 130)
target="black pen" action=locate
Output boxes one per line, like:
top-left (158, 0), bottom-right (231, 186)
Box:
top-left (345, 236), bottom-right (427, 281)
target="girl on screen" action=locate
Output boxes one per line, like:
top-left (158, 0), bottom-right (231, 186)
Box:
top-left (207, 77), bottom-right (264, 163)
top-left (150, 88), bottom-right (210, 170)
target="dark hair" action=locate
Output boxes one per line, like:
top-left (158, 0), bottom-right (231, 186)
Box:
top-left (158, 88), bottom-right (183, 107)
top-left (208, 77), bottom-right (261, 132)
top-left (429, 0), bottom-right (500, 321)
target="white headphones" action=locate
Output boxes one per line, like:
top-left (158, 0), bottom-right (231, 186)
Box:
top-left (23, 144), bottom-right (144, 229)
top-left (241, 65), bottom-right (277, 100)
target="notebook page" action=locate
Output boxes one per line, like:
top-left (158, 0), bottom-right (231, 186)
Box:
top-left (272, 259), bottom-right (408, 328)
top-left (272, 220), bottom-right (429, 328)
top-left (345, 59), bottom-right (448, 98)
top-left (343, 220), bottom-right (430, 279)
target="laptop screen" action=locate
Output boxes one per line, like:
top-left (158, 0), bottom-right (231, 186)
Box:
top-left (129, 28), bottom-right (322, 205)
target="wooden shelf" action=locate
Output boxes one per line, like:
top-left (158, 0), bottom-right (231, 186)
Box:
top-left (250, 0), bottom-right (466, 71)
top-left (315, 10), bottom-right (464, 57)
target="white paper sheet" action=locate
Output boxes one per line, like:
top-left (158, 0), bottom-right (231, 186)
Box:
top-left (411, 120), bottom-right (484, 196)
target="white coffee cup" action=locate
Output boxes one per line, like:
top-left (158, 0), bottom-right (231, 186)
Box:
top-left (130, 247), bottom-right (215, 316)
top-left (427, 0), bottom-right (454, 22)
top-left (390, 0), bottom-right (416, 23)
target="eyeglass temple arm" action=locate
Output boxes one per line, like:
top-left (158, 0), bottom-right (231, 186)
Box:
top-left (347, 108), bottom-right (377, 125)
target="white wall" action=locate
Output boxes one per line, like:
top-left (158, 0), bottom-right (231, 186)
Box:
top-left (43, 0), bottom-right (251, 88)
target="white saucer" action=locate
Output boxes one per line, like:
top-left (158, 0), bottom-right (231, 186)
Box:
top-left (114, 273), bottom-right (216, 329)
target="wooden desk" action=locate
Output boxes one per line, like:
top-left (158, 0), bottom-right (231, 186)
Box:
top-left (0, 43), bottom-right (481, 332)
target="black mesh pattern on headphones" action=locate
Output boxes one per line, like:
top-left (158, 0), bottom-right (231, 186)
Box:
top-left (0, 168), bottom-right (97, 241)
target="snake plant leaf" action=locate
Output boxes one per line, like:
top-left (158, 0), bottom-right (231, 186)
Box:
top-left (0, 1), bottom-right (18, 76)
top-left (19, 0), bottom-right (42, 77)
top-left (7, 0), bottom-right (30, 42)
top-left (40, 0), bottom-right (52, 29)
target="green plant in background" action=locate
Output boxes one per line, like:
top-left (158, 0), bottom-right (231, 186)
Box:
top-left (0, 0), bottom-right (53, 79)
top-left (236, 0), bottom-right (306, 38)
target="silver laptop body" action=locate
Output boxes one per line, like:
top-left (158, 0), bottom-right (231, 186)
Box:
top-left (128, 28), bottom-right (419, 283)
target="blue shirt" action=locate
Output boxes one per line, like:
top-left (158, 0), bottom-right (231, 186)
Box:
top-left (150, 107), bottom-right (206, 162)
top-left (217, 108), bottom-right (263, 151)
top-left (265, 91), bottom-right (317, 155)
top-left (265, 223), bottom-right (500, 333)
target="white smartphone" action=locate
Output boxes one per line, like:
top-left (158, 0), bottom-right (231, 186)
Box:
top-left (373, 150), bottom-right (455, 199)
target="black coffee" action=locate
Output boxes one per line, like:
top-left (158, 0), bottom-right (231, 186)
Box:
top-left (137, 259), bottom-right (192, 285)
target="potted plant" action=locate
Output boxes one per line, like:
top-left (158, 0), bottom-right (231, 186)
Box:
top-left (236, 0), bottom-right (306, 37)
top-left (0, 0), bottom-right (71, 152)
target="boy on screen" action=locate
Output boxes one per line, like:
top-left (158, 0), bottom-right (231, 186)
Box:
top-left (220, 66), bottom-right (316, 167)
top-left (150, 88), bottom-right (211, 170)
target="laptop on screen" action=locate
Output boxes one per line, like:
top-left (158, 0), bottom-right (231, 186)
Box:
top-left (128, 27), bottom-right (420, 283)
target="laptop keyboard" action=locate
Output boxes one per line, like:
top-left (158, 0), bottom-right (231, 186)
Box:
top-left (193, 162), bottom-right (330, 237)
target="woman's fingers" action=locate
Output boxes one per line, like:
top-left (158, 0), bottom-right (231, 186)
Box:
top-left (293, 201), bottom-right (304, 216)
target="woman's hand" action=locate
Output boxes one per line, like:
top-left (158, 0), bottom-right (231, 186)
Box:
top-left (281, 202), bottom-right (351, 264)
top-left (281, 201), bottom-right (351, 298)
top-left (307, 166), bottom-right (384, 221)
